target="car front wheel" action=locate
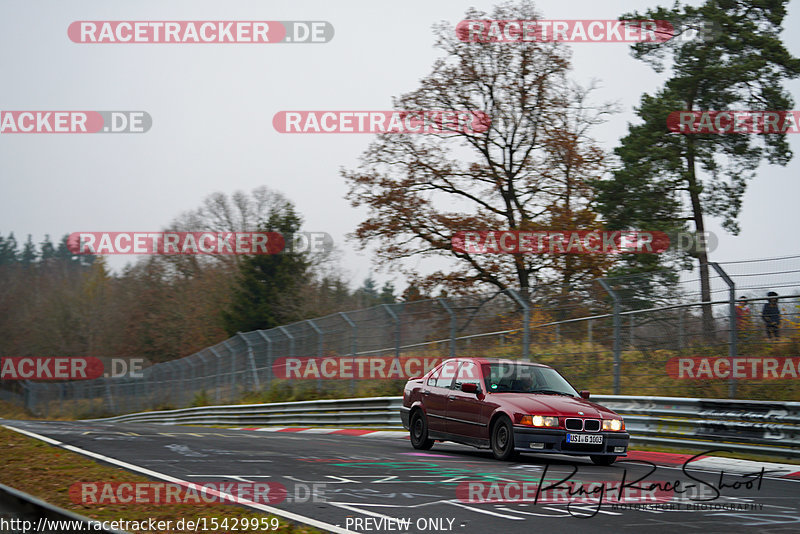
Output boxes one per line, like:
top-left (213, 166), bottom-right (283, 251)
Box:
top-left (491, 416), bottom-right (517, 460)
top-left (410, 411), bottom-right (434, 450)
top-left (590, 455), bottom-right (616, 466)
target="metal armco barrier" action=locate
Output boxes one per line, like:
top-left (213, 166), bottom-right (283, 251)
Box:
top-left (87, 395), bottom-right (800, 459)
top-left (595, 395), bottom-right (800, 459)
top-left (87, 396), bottom-right (405, 428)
top-left (0, 483), bottom-right (129, 534)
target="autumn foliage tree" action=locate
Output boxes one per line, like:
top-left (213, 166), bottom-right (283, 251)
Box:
top-left (344, 1), bottom-right (615, 296)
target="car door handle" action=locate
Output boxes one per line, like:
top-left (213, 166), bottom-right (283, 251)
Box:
top-left (448, 395), bottom-right (457, 400)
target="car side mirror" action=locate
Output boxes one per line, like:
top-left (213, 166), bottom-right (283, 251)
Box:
top-left (579, 390), bottom-right (590, 399)
top-left (461, 383), bottom-right (479, 394)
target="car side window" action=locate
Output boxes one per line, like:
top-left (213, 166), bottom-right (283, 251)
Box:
top-left (426, 365), bottom-right (441, 387)
top-left (454, 361), bottom-right (482, 391)
top-left (427, 360), bottom-right (458, 388)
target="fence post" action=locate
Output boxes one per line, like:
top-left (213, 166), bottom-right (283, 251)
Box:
top-left (438, 298), bottom-right (457, 359)
top-left (307, 319), bottom-right (324, 392)
top-left (257, 330), bottom-right (274, 389)
top-left (196, 352), bottom-right (209, 400)
top-left (507, 289), bottom-right (530, 362)
top-left (278, 326), bottom-right (296, 395)
top-left (382, 304), bottom-right (401, 360)
top-left (223, 339), bottom-right (237, 401)
top-left (238, 333), bottom-right (261, 391)
top-left (339, 312), bottom-right (357, 394)
top-left (711, 262), bottom-right (737, 398)
top-left (104, 377), bottom-right (116, 414)
top-left (186, 357), bottom-right (199, 406)
top-left (278, 326), bottom-right (295, 359)
top-left (630, 314), bottom-right (635, 348)
top-left (678, 307), bottom-right (685, 349)
top-left (587, 319), bottom-right (593, 344)
top-left (209, 347), bottom-right (223, 403)
top-left (598, 279), bottom-right (621, 395)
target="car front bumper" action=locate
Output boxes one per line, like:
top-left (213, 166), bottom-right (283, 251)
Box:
top-left (513, 427), bottom-right (630, 457)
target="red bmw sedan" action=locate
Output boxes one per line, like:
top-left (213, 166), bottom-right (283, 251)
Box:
top-left (400, 357), bottom-right (630, 465)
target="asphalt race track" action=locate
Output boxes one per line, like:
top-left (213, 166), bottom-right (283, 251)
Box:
top-left (3, 420), bottom-right (800, 534)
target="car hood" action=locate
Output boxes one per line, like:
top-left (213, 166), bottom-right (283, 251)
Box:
top-left (489, 393), bottom-right (619, 418)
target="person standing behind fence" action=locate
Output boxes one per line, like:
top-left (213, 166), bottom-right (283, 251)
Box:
top-left (761, 291), bottom-right (781, 339)
top-left (736, 296), bottom-right (751, 336)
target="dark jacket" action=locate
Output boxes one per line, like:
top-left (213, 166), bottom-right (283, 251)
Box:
top-left (762, 302), bottom-right (780, 326)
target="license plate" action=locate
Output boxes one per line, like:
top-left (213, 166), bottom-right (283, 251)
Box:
top-left (566, 433), bottom-right (603, 444)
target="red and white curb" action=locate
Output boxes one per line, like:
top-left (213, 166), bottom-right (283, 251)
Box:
top-left (233, 427), bottom-right (407, 438)
top-left (233, 427), bottom-right (800, 479)
top-left (625, 450), bottom-right (800, 480)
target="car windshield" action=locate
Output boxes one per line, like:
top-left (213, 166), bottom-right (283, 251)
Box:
top-left (482, 362), bottom-right (578, 397)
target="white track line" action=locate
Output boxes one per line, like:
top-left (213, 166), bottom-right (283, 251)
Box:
top-left (3, 424), bottom-right (356, 534)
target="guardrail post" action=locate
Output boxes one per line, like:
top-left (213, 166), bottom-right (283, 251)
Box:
top-left (257, 330), bottom-right (274, 388)
top-left (711, 262), bottom-right (737, 398)
top-left (507, 289), bottom-right (530, 362)
top-left (307, 319), bottom-right (324, 392)
top-left (438, 298), bottom-right (457, 359)
top-left (598, 279), bottom-right (621, 395)
top-left (238, 333), bottom-right (261, 391)
top-left (339, 312), bottom-right (357, 394)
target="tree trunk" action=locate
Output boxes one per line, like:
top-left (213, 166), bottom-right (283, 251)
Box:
top-left (685, 136), bottom-right (715, 339)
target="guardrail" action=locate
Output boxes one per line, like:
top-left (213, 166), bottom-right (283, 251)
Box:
top-left (0, 483), bottom-right (129, 534)
top-left (87, 395), bottom-right (800, 459)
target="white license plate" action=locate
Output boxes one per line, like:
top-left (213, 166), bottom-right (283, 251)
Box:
top-left (566, 433), bottom-right (603, 444)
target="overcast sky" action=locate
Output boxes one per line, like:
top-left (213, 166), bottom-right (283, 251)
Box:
top-left (1, 0), bottom-right (798, 292)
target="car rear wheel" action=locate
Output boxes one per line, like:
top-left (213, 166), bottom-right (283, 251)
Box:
top-left (590, 455), bottom-right (616, 466)
top-left (410, 411), bottom-right (434, 450)
top-left (491, 416), bottom-right (517, 461)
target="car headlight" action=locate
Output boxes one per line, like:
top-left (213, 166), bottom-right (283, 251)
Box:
top-left (520, 415), bottom-right (558, 427)
top-left (602, 419), bottom-right (624, 431)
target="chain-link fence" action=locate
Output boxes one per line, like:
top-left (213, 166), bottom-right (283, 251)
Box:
top-left (3, 255), bottom-right (799, 418)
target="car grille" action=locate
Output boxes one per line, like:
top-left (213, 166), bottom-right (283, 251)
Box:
top-left (564, 418), bottom-right (601, 432)
top-left (584, 419), bottom-right (601, 432)
top-left (565, 418), bottom-right (583, 431)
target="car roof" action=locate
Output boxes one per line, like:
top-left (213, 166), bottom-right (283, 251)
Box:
top-left (440, 357), bottom-right (552, 369)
